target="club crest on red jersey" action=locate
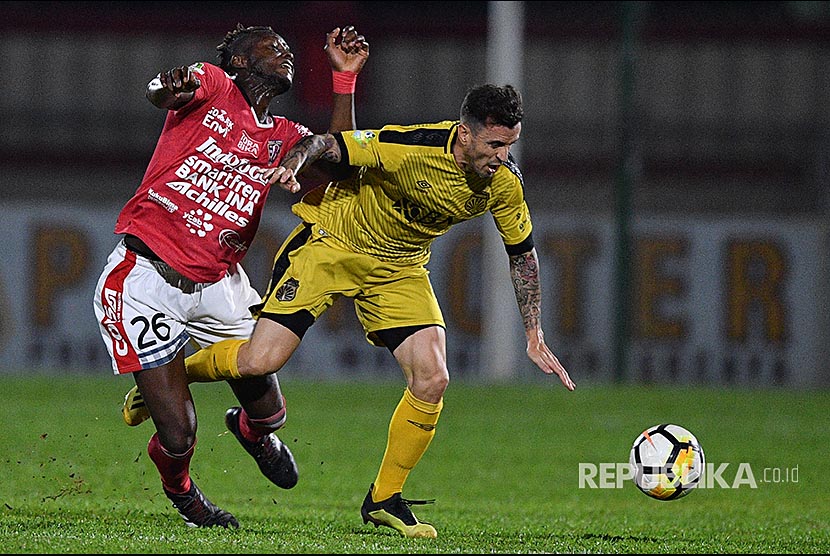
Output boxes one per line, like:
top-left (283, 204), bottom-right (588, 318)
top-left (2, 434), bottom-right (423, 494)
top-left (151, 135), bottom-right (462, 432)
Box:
top-left (268, 140), bottom-right (283, 165)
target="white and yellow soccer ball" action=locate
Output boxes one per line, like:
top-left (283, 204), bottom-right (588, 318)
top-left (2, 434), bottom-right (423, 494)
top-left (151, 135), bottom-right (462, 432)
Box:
top-left (629, 423), bottom-right (705, 500)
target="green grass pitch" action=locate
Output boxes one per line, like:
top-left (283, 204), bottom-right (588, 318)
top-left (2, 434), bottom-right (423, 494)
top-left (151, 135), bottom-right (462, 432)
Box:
top-left (1, 375), bottom-right (827, 553)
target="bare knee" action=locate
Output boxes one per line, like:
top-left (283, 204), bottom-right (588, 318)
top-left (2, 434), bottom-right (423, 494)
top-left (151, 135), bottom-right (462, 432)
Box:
top-left (393, 326), bottom-right (450, 403)
top-left (237, 321), bottom-right (301, 377)
top-left (237, 344), bottom-right (281, 376)
top-left (155, 420), bottom-right (197, 454)
top-left (152, 400), bottom-right (197, 453)
top-left (410, 368), bottom-right (449, 404)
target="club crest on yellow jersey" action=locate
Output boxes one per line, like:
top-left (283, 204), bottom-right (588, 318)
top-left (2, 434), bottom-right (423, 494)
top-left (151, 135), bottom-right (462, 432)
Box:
top-left (464, 192), bottom-right (489, 215)
top-left (275, 277), bottom-right (300, 301)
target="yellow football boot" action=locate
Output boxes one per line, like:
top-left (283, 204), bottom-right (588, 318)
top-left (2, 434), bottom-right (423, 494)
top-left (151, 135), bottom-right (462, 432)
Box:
top-left (122, 385), bottom-right (151, 426)
top-left (360, 484), bottom-right (437, 538)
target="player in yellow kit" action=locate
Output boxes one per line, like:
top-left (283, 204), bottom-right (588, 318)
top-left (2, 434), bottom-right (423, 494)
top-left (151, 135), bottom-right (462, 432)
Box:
top-left (127, 83), bottom-right (575, 538)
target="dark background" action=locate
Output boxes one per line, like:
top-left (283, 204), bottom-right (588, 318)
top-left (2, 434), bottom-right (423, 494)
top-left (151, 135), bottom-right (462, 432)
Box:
top-left (2, 0), bottom-right (829, 216)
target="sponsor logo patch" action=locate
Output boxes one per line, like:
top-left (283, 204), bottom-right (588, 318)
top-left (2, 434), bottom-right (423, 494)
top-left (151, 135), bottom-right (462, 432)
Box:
top-left (352, 130), bottom-right (376, 147)
top-left (219, 229), bottom-right (247, 253)
top-left (407, 419), bottom-right (436, 431)
top-left (237, 130), bottom-right (260, 156)
top-left (183, 208), bottom-right (214, 238)
top-left (203, 107), bottom-right (234, 138)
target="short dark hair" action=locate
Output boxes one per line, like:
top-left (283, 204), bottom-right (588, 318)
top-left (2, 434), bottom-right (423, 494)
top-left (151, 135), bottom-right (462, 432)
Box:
top-left (216, 23), bottom-right (277, 72)
top-left (460, 84), bottom-right (523, 129)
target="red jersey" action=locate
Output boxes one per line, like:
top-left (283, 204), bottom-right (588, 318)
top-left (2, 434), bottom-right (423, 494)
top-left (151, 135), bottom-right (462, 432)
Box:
top-left (115, 62), bottom-right (311, 283)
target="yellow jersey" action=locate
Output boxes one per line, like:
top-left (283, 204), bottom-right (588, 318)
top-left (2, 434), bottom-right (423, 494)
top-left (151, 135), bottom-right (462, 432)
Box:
top-left (292, 120), bottom-right (533, 266)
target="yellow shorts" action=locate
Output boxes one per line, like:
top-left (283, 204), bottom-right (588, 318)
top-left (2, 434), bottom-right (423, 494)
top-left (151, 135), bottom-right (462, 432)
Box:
top-left (255, 223), bottom-right (445, 346)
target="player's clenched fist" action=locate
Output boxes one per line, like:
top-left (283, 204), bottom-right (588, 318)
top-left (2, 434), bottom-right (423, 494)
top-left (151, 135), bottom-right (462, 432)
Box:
top-left (147, 65), bottom-right (202, 109)
top-left (155, 66), bottom-right (202, 94)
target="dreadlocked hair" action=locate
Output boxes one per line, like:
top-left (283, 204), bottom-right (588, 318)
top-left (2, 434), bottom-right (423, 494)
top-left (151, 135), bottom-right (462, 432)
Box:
top-left (216, 23), bottom-right (276, 72)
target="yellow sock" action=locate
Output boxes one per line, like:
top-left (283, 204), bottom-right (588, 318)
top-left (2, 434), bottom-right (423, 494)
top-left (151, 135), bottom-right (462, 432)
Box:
top-left (184, 339), bottom-right (245, 382)
top-left (372, 388), bottom-right (443, 502)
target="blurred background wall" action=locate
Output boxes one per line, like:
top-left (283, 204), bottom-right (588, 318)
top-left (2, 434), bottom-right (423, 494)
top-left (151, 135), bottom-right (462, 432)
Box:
top-left (1, 1), bottom-right (828, 387)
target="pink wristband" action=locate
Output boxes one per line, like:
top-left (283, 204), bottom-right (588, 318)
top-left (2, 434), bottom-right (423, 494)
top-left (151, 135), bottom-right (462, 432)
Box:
top-left (332, 70), bottom-right (357, 94)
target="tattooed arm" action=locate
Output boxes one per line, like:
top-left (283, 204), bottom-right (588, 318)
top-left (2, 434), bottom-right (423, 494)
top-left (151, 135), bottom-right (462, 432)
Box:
top-left (509, 247), bottom-right (576, 391)
top-left (264, 133), bottom-right (343, 193)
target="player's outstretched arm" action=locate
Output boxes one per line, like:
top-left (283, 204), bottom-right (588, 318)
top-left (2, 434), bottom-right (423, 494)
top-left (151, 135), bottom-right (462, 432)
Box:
top-left (263, 133), bottom-right (343, 193)
top-left (325, 25), bottom-right (370, 130)
top-left (509, 248), bottom-right (576, 391)
top-left (297, 25), bottom-right (368, 187)
top-left (146, 66), bottom-right (201, 111)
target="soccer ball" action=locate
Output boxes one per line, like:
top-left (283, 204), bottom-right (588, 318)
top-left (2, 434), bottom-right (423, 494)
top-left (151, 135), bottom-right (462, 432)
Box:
top-left (629, 423), bottom-right (705, 500)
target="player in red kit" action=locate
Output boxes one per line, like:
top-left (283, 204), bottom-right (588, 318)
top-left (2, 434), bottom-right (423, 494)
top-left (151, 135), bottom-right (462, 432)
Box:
top-left (93, 23), bottom-right (368, 529)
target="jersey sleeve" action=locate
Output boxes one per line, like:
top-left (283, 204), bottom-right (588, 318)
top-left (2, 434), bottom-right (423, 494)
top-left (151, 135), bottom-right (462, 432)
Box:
top-left (491, 175), bottom-right (533, 249)
top-left (280, 120), bottom-right (314, 154)
top-left (337, 129), bottom-right (386, 168)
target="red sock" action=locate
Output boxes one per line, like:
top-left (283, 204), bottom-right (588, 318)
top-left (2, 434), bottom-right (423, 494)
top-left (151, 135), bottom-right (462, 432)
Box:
top-left (239, 399), bottom-right (287, 443)
top-left (148, 433), bottom-right (195, 494)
